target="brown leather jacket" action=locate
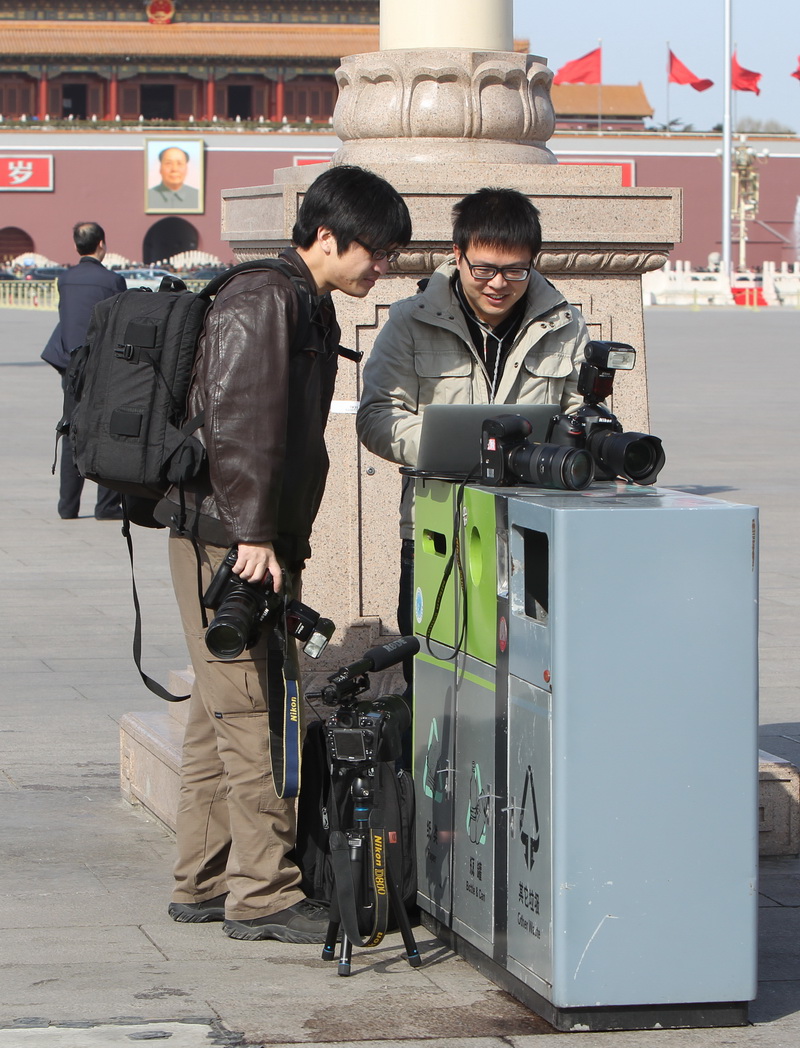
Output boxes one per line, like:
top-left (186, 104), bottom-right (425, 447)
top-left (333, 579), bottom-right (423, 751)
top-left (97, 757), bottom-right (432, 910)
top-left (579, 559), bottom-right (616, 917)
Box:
top-left (155, 248), bottom-right (339, 565)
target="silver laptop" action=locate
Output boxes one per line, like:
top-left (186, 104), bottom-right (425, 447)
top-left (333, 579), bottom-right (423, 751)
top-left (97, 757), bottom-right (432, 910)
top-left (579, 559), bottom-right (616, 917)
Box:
top-left (415, 403), bottom-right (560, 476)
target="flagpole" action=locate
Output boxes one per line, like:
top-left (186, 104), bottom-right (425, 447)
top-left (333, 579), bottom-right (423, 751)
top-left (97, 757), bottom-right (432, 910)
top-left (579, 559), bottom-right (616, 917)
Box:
top-left (666, 41), bottom-right (671, 130)
top-left (597, 38), bottom-right (602, 133)
top-left (722, 0), bottom-right (733, 277)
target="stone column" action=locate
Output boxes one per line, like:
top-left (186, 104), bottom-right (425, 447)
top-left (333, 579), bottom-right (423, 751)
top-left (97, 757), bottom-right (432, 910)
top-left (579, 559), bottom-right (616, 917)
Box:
top-left (380, 0), bottom-right (512, 51)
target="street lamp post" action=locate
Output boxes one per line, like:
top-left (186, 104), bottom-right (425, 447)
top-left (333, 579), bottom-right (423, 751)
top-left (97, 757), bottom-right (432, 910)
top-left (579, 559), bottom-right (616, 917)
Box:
top-left (731, 136), bottom-right (768, 272)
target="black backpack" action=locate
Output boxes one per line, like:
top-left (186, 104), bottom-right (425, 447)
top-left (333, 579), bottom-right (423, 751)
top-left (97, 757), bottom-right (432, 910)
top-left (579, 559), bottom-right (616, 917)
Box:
top-left (59, 259), bottom-right (314, 522)
top-left (292, 720), bottom-right (417, 931)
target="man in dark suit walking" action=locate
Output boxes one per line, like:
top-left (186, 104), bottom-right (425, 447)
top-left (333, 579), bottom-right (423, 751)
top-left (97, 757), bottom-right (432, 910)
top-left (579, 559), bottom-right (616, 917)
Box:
top-left (42, 222), bottom-right (127, 519)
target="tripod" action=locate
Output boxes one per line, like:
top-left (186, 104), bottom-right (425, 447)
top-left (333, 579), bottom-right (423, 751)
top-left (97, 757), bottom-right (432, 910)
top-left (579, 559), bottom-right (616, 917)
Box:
top-left (308, 637), bottom-right (424, 976)
top-left (321, 759), bottom-right (421, 975)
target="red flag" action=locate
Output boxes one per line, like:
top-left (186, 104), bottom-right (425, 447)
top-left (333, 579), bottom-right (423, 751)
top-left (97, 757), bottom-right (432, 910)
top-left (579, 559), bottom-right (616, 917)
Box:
top-left (553, 47), bottom-right (602, 85)
top-left (732, 51), bottom-right (762, 95)
top-left (792, 56), bottom-right (800, 82)
top-left (668, 50), bottom-right (713, 92)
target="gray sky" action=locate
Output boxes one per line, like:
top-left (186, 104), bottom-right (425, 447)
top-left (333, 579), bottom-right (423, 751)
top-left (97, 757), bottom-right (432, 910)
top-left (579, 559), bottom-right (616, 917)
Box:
top-left (514, 0), bottom-right (800, 131)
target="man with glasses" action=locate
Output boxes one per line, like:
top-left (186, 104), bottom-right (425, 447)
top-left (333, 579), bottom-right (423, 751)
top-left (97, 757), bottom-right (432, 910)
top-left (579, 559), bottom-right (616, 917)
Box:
top-left (357, 187), bottom-right (588, 699)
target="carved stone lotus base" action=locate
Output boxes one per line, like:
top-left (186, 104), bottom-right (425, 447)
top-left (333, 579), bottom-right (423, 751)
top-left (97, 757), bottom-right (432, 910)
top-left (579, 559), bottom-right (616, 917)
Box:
top-left (333, 49), bottom-right (557, 166)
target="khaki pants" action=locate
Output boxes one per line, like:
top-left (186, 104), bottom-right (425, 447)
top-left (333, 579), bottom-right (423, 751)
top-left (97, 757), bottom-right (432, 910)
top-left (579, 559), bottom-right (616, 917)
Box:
top-left (168, 533), bottom-right (306, 921)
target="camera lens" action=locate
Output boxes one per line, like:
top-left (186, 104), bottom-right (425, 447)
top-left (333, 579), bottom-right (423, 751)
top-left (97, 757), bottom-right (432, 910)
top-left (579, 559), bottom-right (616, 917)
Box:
top-left (590, 431), bottom-right (666, 485)
top-left (205, 587), bottom-right (264, 660)
top-left (509, 442), bottom-right (594, 490)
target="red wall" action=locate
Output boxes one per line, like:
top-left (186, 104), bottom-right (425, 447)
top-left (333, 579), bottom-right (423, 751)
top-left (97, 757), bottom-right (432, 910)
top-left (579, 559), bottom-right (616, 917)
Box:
top-left (0, 134), bottom-right (335, 265)
top-left (632, 154), bottom-right (797, 269)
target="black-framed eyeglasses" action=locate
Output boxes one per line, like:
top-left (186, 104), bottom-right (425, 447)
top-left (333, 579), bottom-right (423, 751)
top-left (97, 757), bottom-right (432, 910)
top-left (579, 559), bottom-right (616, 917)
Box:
top-left (461, 250), bottom-right (532, 282)
top-left (354, 238), bottom-right (400, 264)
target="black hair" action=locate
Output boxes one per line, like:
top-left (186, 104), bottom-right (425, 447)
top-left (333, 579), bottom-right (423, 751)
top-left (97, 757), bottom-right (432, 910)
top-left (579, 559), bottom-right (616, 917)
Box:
top-left (73, 222), bottom-right (106, 256)
top-left (292, 164), bottom-right (412, 253)
top-left (452, 188), bottom-right (542, 257)
top-left (159, 146), bottom-right (190, 162)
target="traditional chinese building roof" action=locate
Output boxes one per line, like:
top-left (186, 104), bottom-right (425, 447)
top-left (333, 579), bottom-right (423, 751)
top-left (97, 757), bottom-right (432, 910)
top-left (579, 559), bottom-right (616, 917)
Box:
top-left (0, 20), bottom-right (380, 59)
top-left (551, 83), bottom-right (654, 119)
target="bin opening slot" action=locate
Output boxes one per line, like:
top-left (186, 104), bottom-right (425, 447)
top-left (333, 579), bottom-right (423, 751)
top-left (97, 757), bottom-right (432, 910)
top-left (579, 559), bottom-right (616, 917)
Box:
top-left (422, 529), bottom-right (447, 557)
top-left (523, 528), bottom-right (549, 623)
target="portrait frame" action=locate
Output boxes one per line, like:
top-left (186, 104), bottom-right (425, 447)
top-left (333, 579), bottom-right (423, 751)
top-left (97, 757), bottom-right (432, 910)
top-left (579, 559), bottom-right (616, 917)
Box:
top-left (144, 138), bottom-right (205, 215)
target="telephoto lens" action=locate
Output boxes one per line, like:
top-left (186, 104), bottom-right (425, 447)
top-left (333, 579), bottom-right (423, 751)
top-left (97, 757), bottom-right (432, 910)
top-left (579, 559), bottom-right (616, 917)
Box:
top-left (588, 430), bottom-right (665, 486)
top-left (205, 586), bottom-right (266, 660)
top-left (508, 441), bottom-right (594, 490)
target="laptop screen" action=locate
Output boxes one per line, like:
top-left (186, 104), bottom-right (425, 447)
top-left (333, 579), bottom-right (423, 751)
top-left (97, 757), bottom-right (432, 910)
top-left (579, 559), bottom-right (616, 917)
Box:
top-left (415, 403), bottom-right (560, 476)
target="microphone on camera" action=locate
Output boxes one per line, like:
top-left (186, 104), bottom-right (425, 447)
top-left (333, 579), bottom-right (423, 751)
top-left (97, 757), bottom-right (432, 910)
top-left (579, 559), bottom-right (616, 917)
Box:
top-left (328, 636), bottom-right (420, 684)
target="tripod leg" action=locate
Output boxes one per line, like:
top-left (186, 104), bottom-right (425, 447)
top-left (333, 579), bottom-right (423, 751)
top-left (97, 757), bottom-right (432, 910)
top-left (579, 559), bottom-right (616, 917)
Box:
top-left (386, 859), bottom-right (421, 968)
top-left (322, 919), bottom-right (340, 960)
top-left (337, 932), bottom-right (353, 976)
top-left (322, 879), bottom-right (342, 960)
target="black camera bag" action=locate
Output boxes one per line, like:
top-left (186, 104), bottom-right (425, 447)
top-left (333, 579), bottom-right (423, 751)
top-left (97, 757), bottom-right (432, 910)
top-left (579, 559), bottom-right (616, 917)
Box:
top-left (292, 720), bottom-right (417, 917)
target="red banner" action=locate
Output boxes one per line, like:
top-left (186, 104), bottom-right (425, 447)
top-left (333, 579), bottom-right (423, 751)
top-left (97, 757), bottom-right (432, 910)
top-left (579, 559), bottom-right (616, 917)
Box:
top-left (792, 56), bottom-right (800, 82)
top-left (0, 155), bottom-right (54, 191)
top-left (668, 50), bottom-right (713, 92)
top-left (553, 48), bottom-right (602, 86)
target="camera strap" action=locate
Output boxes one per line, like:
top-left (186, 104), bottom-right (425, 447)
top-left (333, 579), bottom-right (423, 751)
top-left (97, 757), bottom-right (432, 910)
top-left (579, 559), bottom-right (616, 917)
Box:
top-left (266, 610), bottom-right (303, 799)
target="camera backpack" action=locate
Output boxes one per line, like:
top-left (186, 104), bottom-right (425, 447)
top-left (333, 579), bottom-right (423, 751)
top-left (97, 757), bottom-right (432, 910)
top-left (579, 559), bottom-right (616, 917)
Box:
top-left (59, 258), bottom-right (314, 524)
top-left (292, 720), bottom-right (417, 919)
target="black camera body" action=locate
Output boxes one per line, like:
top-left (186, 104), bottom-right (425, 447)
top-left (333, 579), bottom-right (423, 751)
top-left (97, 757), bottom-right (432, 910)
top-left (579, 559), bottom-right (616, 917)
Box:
top-left (202, 546), bottom-right (334, 661)
top-left (480, 413), bottom-right (594, 491)
top-left (310, 638), bottom-right (418, 768)
top-left (546, 341), bottom-right (666, 486)
top-left (325, 697), bottom-right (410, 766)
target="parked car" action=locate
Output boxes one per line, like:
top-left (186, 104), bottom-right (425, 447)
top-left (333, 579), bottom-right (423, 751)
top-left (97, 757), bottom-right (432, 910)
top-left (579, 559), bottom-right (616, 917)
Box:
top-left (0, 270), bottom-right (17, 280)
top-left (117, 267), bottom-right (174, 291)
top-left (24, 267), bottom-right (68, 280)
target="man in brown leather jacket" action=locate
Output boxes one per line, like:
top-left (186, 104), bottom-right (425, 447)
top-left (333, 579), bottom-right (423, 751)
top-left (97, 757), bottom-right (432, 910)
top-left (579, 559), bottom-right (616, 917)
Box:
top-left (160, 165), bottom-right (411, 943)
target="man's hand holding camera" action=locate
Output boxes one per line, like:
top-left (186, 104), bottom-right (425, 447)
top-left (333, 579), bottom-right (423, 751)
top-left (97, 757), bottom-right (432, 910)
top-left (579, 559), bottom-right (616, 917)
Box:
top-left (233, 541), bottom-right (282, 591)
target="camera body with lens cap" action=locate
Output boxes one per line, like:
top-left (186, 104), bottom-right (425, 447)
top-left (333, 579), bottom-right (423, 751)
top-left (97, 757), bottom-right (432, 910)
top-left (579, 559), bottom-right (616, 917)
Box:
top-left (546, 341), bottom-right (665, 486)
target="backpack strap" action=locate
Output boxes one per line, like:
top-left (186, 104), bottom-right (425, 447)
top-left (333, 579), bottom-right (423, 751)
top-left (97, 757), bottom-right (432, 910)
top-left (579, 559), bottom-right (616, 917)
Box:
top-left (121, 497), bottom-right (191, 702)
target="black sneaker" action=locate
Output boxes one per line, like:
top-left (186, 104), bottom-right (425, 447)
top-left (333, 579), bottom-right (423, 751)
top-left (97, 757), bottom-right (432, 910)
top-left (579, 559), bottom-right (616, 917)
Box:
top-left (223, 899), bottom-right (329, 943)
top-left (168, 892), bottom-right (228, 923)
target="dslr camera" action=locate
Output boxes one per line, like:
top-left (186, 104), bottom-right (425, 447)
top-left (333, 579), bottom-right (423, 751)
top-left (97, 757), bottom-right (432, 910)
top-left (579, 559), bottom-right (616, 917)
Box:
top-left (311, 638), bottom-right (418, 766)
top-left (480, 413), bottom-right (594, 490)
top-left (547, 340), bottom-right (666, 485)
top-left (202, 546), bottom-right (334, 661)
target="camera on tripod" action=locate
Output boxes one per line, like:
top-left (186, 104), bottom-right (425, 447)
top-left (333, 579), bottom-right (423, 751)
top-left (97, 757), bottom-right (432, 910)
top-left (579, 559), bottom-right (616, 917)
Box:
top-left (547, 340), bottom-right (666, 485)
top-left (313, 637), bottom-right (417, 766)
top-left (202, 546), bottom-right (335, 660)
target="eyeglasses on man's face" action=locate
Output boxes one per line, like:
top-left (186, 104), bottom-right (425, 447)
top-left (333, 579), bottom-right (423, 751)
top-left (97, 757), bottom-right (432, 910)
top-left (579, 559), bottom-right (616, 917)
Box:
top-left (461, 250), bottom-right (532, 282)
top-left (354, 238), bottom-right (401, 264)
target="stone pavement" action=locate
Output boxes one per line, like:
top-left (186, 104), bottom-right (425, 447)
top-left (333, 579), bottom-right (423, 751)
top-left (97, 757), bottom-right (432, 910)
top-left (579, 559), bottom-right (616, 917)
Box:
top-left (0, 305), bottom-right (798, 1047)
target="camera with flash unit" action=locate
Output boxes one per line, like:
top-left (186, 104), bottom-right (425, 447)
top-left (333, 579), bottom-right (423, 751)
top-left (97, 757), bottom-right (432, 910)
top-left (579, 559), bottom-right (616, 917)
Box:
top-left (202, 545), bottom-right (335, 661)
top-left (546, 341), bottom-right (666, 485)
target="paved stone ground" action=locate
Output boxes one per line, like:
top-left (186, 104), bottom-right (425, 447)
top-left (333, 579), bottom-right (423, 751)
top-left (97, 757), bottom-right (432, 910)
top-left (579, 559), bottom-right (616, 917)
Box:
top-left (0, 304), bottom-right (798, 1047)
